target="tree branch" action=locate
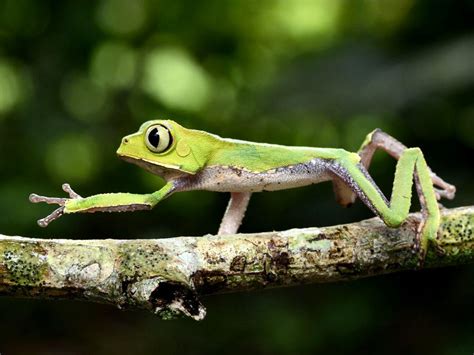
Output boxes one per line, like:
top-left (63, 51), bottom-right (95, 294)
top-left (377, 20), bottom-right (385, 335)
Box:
top-left (1, 206), bottom-right (473, 320)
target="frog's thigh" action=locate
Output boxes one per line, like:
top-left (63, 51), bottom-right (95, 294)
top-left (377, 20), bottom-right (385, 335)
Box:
top-left (332, 176), bottom-right (357, 207)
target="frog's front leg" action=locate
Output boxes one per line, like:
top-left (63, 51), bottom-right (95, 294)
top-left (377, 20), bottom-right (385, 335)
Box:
top-left (29, 182), bottom-right (176, 227)
top-left (218, 192), bottom-right (252, 235)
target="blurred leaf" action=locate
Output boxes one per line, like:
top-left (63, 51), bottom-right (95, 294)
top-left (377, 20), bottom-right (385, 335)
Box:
top-left (61, 73), bottom-right (108, 122)
top-left (90, 41), bottom-right (138, 90)
top-left (96, 0), bottom-right (147, 36)
top-left (142, 46), bottom-right (212, 112)
top-left (45, 134), bottom-right (101, 183)
top-left (0, 58), bottom-right (27, 116)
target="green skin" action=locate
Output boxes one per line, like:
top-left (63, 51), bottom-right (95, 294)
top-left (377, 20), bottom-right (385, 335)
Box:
top-left (30, 120), bottom-right (456, 260)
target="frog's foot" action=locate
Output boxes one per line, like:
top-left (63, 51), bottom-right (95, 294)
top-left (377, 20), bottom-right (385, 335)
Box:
top-left (433, 183), bottom-right (456, 201)
top-left (413, 215), bottom-right (441, 268)
top-left (425, 165), bottom-right (454, 200)
top-left (29, 183), bottom-right (82, 227)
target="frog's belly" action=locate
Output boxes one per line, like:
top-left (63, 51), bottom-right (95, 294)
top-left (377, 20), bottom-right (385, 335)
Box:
top-left (194, 158), bottom-right (333, 192)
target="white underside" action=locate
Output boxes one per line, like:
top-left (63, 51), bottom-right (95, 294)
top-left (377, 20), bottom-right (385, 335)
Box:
top-left (193, 159), bottom-right (333, 193)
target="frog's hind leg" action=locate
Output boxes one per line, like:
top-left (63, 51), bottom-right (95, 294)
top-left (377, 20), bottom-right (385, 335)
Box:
top-left (218, 192), bottom-right (252, 235)
top-left (331, 148), bottom-right (440, 264)
top-left (359, 129), bottom-right (455, 200)
top-left (333, 129), bottom-right (455, 207)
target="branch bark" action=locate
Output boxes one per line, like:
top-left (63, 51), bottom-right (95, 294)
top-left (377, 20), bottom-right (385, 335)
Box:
top-left (1, 206), bottom-right (473, 320)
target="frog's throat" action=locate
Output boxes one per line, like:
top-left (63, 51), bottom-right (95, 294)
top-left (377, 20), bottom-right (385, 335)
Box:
top-left (117, 154), bottom-right (195, 178)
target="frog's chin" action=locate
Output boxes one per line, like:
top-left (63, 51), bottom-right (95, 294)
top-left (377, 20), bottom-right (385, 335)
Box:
top-left (117, 153), bottom-right (193, 179)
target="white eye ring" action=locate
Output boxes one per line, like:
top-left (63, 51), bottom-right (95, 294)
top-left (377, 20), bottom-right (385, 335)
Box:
top-left (145, 124), bottom-right (173, 153)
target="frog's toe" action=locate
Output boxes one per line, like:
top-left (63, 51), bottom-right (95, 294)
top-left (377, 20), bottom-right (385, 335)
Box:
top-left (37, 206), bottom-right (65, 227)
top-left (62, 183), bottom-right (82, 199)
top-left (440, 185), bottom-right (456, 200)
top-left (29, 193), bottom-right (67, 205)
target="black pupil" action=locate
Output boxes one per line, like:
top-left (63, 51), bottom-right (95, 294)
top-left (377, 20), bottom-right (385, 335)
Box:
top-left (148, 128), bottom-right (160, 148)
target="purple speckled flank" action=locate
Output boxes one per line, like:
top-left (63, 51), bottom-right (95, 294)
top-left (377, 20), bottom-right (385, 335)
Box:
top-left (174, 156), bottom-right (392, 221)
top-left (328, 162), bottom-right (389, 218)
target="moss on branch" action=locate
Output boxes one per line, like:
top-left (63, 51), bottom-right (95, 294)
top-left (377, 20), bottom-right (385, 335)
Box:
top-left (1, 206), bottom-right (473, 320)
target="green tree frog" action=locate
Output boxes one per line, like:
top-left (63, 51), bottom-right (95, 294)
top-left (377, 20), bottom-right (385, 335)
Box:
top-left (30, 120), bottom-right (456, 260)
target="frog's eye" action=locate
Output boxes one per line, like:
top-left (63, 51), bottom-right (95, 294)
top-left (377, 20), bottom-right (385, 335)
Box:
top-left (145, 124), bottom-right (173, 153)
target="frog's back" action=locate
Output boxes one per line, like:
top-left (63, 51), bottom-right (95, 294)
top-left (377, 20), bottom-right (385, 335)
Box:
top-left (188, 133), bottom-right (361, 192)
top-left (207, 137), bottom-right (359, 173)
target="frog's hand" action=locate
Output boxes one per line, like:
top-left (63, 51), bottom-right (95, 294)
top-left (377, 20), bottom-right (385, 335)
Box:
top-left (29, 183), bottom-right (80, 227)
top-left (30, 183), bottom-right (174, 227)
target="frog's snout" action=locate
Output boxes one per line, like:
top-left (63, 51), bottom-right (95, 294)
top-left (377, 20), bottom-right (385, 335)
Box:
top-left (116, 138), bottom-right (129, 157)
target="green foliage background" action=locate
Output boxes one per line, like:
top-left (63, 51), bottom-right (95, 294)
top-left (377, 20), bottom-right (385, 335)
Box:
top-left (0, 0), bottom-right (473, 354)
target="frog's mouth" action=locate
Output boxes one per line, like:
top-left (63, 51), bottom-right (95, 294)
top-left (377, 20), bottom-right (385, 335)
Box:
top-left (117, 154), bottom-right (193, 179)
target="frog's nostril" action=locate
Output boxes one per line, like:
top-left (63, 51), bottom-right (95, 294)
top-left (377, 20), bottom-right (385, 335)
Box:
top-left (123, 138), bottom-right (129, 144)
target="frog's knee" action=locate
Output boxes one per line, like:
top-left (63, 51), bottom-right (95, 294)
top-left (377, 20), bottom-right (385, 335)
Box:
top-left (385, 214), bottom-right (405, 228)
top-left (361, 129), bottom-right (379, 147)
top-left (405, 147), bottom-right (422, 154)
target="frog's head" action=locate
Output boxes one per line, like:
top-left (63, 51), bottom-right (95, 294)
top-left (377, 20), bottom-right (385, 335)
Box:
top-left (117, 120), bottom-right (211, 178)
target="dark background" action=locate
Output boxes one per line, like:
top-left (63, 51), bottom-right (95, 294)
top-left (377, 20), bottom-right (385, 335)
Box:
top-left (0, 0), bottom-right (473, 354)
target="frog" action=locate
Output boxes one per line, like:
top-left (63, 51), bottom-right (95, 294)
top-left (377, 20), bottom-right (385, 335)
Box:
top-left (30, 119), bottom-right (456, 260)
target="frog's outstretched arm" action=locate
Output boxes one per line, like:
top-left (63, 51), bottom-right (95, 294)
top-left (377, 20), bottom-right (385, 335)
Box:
top-left (333, 147), bottom-right (443, 261)
top-left (29, 182), bottom-right (176, 227)
top-left (333, 129), bottom-right (456, 207)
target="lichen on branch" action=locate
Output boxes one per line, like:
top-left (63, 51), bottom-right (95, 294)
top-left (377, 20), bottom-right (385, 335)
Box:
top-left (1, 206), bottom-right (473, 320)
